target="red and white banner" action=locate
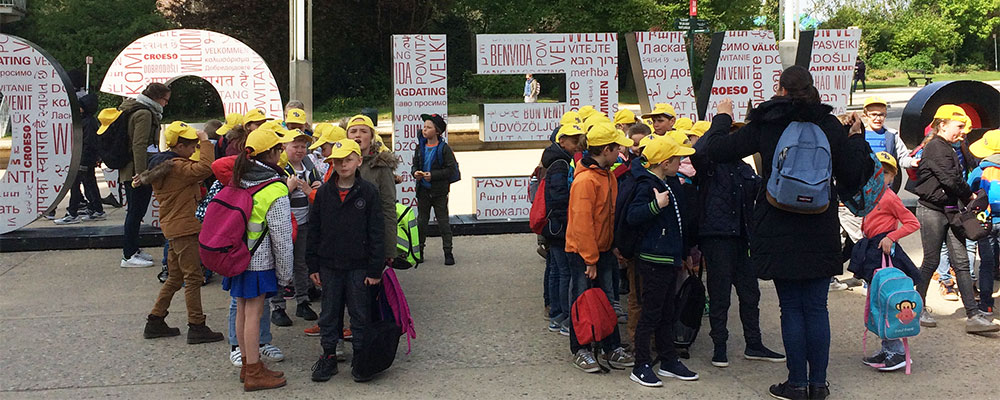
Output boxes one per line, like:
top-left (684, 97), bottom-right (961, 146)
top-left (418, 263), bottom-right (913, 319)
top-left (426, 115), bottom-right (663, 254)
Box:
top-left (476, 33), bottom-right (618, 142)
top-left (0, 34), bottom-right (78, 234)
top-left (632, 32), bottom-right (697, 120)
top-left (392, 34), bottom-right (447, 207)
top-left (474, 176), bottom-right (530, 220)
top-left (101, 29), bottom-right (282, 118)
top-left (808, 29), bottom-right (861, 115)
top-left (703, 31), bottom-right (783, 121)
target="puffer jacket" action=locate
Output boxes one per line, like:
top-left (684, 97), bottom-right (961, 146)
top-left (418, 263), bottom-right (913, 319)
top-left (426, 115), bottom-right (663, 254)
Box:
top-left (540, 142), bottom-right (574, 245)
top-left (625, 166), bottom-right (685, 267)
top-left (691, 138), bottom-right (760, 238)
top-left (134, 140), bottom-right (215, 239)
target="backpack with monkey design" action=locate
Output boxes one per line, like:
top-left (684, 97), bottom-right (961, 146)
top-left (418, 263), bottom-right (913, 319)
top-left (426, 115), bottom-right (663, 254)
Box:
top-left (863, 257), bottom-right (922, 374)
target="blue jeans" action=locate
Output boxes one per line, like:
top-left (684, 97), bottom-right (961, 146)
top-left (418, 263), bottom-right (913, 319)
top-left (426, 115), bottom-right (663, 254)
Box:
top-left (567, 251), bottom-right (621, 353)
top-left (547, 245), bottom-right (572, 322)
top-left (228, 296), bottom-right (272, 346)
top-left (937, 240), bottom-right (978, 282)
top-left (774, 277), bottom-right (830, 387)
top-left (977, 231), bottom-right (999, 311)
top-left (881, 338), bottom-right (904, 356)
top-left (544, 252), bottom-right (551, 308)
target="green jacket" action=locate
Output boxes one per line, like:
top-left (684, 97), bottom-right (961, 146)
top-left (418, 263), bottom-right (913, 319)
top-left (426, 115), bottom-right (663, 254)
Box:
top-left (117, 98), bottom-right (160, 181)
top-left (359, 148), bottom-right (399, 259)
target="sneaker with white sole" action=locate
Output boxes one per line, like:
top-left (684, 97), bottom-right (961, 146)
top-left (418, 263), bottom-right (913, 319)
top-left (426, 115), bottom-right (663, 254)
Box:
top-left (230, 347), bottom-right (243, 366)
top-left (135, 251), bottom-right (154, 262)
top-left (829, 278), bottom-right (848, 291)
top-left (121, 254), bottom-right (154, 268)
top-left (603, 346), bottom-right (635, 368)
top-left (657, 359), bottom-right (699, 381)
top-left (862, 352), bottom-right (887, 368)
top-left (259, 343), bottom-right (285, 361)
top-left (966, 313), bottom-right (1000, 334)
top-left (919, 311), bottom-right (937, 327)
top-left (53, 214), bottom-right (82, 225)
top-left (877, 353), bottom-right (907, 371)
top-left (573, 349), bottom-right (600, 373)
top-left (630, 363), bottom-right (663, 387)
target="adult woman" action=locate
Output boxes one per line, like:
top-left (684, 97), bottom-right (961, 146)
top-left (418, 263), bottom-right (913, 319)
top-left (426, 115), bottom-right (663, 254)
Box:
top-left (912, 105), bottom-right (999, 333)
top-left (699, 66), bottom-right (869, 400)
top-left (346, 115), bottom-right (398, 264)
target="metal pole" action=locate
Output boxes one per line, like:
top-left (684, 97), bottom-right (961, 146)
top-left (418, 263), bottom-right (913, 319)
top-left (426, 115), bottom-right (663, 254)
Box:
top-left (994, 33), bottom-right (998, 71)
top-left (85, 64), bottom-right (90, 92)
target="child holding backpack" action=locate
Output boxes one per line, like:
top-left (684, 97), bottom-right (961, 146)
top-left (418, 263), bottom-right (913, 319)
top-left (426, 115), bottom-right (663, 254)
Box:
top-left (307, 138), bottom-right (385, 383)
top-left (967, 129), bottom-right (1000, 317)
top-left (847, 152), bottom-right (922, 371)
top-left (412, 113), bottom-right (459, 265)
top-left (625, 135), bottom-right (699, 386)
top-left (135, 121), bottom-right (224, 344)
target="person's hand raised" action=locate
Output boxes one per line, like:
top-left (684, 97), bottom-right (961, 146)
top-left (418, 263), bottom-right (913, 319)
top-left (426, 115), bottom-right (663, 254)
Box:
top-left (718, 98), bottom-right (734, 118)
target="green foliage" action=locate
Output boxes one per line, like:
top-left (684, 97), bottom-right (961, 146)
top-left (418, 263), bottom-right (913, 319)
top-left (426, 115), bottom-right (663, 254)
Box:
top-left (890, 12), bottom-right (961, 65)
top-left (902, 52), bottom-right (934, 71)
top-left (868, 52), bottom-right (901, 70)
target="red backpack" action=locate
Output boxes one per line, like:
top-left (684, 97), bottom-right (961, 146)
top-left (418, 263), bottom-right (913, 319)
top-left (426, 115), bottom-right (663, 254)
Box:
top-left (571, 286), bottom-right (617, 346)
top-left (199, 179), bottom-right (283, 277)
top-left (528, 179), bottom-right (547, 234)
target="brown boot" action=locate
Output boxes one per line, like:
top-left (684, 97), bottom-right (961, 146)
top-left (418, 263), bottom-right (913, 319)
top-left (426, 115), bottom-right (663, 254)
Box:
top-left (240, 357), bottom-right (284, 383)
top-left (143, 313), bottom-right (180, 339)
top-left (243, 361), bottom-right (286, 392)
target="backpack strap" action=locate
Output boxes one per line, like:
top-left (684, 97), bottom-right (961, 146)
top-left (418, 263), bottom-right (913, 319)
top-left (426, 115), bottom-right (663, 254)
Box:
top-left (903, 338), bottom-right (911, 375)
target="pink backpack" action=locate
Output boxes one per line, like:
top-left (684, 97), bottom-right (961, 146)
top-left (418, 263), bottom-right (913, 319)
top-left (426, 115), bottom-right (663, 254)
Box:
top-left (382, 269), bottom-right (416, 354)
top-left (199, 179), bottom-right (282, 277)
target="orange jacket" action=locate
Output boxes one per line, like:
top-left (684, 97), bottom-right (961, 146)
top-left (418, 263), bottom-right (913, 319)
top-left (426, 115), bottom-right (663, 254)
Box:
top-left (565, 157), bottom-right (618, 266)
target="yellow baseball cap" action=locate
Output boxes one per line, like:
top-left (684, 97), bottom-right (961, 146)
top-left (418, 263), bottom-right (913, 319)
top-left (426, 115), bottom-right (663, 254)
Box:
top-left (933, 104), bottom-right (972, 133)
top-left (875, 151), bottom-right (898, 171)
top-left (864, 97), bottom-right (888, 109)
top-left (614, 109), bottom-right (637, 125)
top-left (217, 113), bottom-right (244, 137)
top-left (310, 123), bottom-right (348, 150)
top-left (641, 103), bottom-right (676, 119)
top-left (691, 121), bottom-right (711, 137)
top-left (674, 117), bottom-right (694, 131)
top-left (970, 129), bottom-right (1000, 159)
top-left (347, 114), bottom-right (375, 131)
top-left (246, 125), bottom-right (295, 156)
top-left (638, 133), bottom-right (658, 148)
top-left (326, 138), bottom-right (362, 160)
top-left (96, 108), bottom-right (123, 135)
top-left (583, 113), bottom-right (611, 132)
top-left (645, 134), bottom-right (695, 165)
top-left (285, 108), bottom-right (308, 125)
top-left (578, 105), bottom-right (598, 120)
top-left (668, 130), bottom-right (691, 147)
top-left (587, 122), bottom-right (633, 147)
top-left (556, 123), bottom-right (585, 141)
top-left (243, 108), bottom-right (272, 125)
top-left (164, 121), bottom-right (199, 147)
top-left (560, 111), bottom-right (582, 126)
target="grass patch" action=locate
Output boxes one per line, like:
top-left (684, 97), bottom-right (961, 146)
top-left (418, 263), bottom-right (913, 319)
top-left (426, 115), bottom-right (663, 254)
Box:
top-left (861, 70), bottom-right (1000, 90)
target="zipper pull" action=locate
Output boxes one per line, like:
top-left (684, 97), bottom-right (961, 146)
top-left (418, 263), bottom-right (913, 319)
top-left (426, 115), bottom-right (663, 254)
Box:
top-left (662, 228), bottom-right (666, 236)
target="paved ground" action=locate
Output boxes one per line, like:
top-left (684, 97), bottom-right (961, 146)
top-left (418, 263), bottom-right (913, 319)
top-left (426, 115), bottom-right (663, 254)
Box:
top-left (2, 230), bottom-right (998, 399)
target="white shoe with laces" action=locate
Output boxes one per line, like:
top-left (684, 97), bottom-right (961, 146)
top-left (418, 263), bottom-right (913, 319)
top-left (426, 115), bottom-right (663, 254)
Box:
top-left (260, 343), bottom-right (285, 361)
top-left (135, 251), bottom-right (154, 262)
top-left (230, 347), bottom-right (243, 367)
top-left (121, 254), bottom-right (154, 268)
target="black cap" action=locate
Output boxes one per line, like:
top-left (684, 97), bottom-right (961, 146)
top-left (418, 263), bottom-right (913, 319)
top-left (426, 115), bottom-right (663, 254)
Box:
top-left (420, 113), bottom-right (447, 135)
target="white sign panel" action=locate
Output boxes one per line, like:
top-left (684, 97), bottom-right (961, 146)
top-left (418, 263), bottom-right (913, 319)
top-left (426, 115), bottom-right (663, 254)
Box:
top-left (634, 32), bottom-right (697, 120)
top-left (392, 34), bottom-right (447, 207)
top-left (703, 31), bottom-right (783, 121)
top-left (480, 103), bottom-right (564, 142)
top-left (476, 33), bottom-right (618, 142)
top-left (475, 176), bottom-right (530, 220)
top-left (0, 34), bottom-right (78, 234)
top-left (101, 29), bottom-right (283, 118)
top-left (808, 29), bottom-right (861, 115)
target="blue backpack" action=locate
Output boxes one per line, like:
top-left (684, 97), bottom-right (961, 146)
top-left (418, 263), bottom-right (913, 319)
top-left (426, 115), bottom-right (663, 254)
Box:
top-left (766, 121), bottom-right (832, 214)
top-left (842, 151), bottom-right (886, 217)
top-left (864, 259), bottom-right (922, 374)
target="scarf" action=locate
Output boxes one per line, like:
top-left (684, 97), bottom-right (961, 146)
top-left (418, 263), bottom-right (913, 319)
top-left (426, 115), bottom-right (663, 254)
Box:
top-left (135, 93), bottom-right (164, 121)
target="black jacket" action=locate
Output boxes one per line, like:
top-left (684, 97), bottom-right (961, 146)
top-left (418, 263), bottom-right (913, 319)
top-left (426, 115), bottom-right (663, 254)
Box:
top-left (79, 94), bottom-right (100, 167)
top-left (412, 139), bottom-right (458, 197)
top-left (306, 175), bottom-right (385, 279)
top-left (914, 135), bottom-right (974, 211)
top-left (700, 98), bottom-right (870, 280)
top-left (691, 137), bottom-right (760, 238)
top-left (541, 142), bottom-right (574, 245)
top-left (847, 232), bottom-right (921, 285)
top-left (626, 167), bottom-right (686, 267)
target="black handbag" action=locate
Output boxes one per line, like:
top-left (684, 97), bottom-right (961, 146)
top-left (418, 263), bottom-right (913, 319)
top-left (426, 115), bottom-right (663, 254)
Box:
top-left (351, 286), bottom-right (402, 381)
top-left (950, 189), bottom-right (991, 241)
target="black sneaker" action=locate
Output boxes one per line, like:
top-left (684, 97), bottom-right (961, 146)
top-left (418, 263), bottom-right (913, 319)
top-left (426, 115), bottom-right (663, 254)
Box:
top-left (311, 354), bottom-right (338, 382)
top-left (157, 266), bottom-right (169, 283)
top-left (352, 368), bottom-right (374, 383)
top-left (656, 359), bottom-right (698, 381)
top-left (444, 251), bottom-right (455, 266)
top-left (297, 302), bottom-right (318, 321)
top-left (809, 383), bottom-right (831, 399)
top-left (282, 285), bottom-right (295, 299)
top-left (877, 353), bottom-right (907, 371)
top-left (745, 344), bottom-right (786, 362)
top-left (768, 381), bottom-right (808, 400)
top-left (862, 352), bottom-right (887, 368)
top-left (101, 194), bottom-right (122, 208)
top-left (629, 363), bottom-right (663, 387)
top-left (711, 344), bottom-right (729, 368)
top-left (271, 309), bottom-right (293, 327)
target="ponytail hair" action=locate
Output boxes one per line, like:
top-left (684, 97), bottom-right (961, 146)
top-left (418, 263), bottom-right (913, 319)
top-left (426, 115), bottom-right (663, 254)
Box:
top-left (231, 146), bottom-right (281, 188)
top-left (778, 65), bottom-right (821, 104)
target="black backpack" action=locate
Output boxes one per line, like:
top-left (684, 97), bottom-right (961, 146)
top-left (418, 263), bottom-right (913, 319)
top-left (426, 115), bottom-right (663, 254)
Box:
top-left (673, 265), bottom-right (705, 355)
top-left (351, 286), bottom-right (402, 380)
top-left (96, 106), bottom-right (147, 169)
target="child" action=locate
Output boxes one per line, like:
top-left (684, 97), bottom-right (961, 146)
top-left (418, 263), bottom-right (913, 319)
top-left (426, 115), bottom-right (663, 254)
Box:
top-left (616, 129), bottom-right (656, 350)
top-left (54, 93), bottom-right (105, 224)
top-left (345, 115), bottom-right (398, 265)
top-left (307, 138), bottom-right (385, 383)
top-left (625, 135), bottom-right (699, 386)
top-left (967, 129), bottom-right (1000, 317)
top-left (268, 130), bottom-right (323, 326)
top-left (541, 123), bottom-right (587, 335)
top-left (215, 113), bottom-right (244, 158)
top-left (412, 113), bottom-right (459, 265)
top-left (224, 125), bottom-right (294, 391)
top-left (565, 122), bottom-right (635, 373)
top-left (309, 123), bottom-right (346, 176)
top-left (640, 103), bottom-right (676, 136)
top-left (285, 107), bottom-right (312, 135)
top-left (614, 109), bottom-right (638, 132)
top-left (136, 121), bottom-right (224, 344)
top-left (848, 152), bottom-right (921, 371)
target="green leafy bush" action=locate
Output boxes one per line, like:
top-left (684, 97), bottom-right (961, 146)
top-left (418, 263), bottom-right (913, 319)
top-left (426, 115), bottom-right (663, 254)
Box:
top-left (867, 52), bottom-right (901, 70)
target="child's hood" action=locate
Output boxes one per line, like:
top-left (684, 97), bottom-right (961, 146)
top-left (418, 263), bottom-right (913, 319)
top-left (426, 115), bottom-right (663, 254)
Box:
top-left (981, 154), bottom-right (1000, 168)
top-left (575, 156), bottom-right (609, 178)
top-left (136, 151), bottom-right (180, 185)
top-left (212, 155), bottom-right (237, 186)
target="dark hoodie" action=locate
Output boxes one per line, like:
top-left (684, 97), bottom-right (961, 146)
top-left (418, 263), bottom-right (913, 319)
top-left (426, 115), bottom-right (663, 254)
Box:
top-left (540, 142), bottom-right (575, 245)
top-left (700, 98), bottom-right (870, 280)
top-left (79, 94), bottom-right (100, 167)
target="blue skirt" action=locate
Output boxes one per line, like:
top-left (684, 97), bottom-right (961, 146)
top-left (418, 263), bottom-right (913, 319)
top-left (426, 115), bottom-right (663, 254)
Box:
top-left (223, 270), bottom-right (278, 299)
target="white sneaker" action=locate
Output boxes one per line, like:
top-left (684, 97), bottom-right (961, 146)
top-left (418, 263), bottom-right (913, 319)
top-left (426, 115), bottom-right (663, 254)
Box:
top-left (53, 215), bottom-right (82, 225)
top-left (829, 279), bottom-right (848, 291)
top-left (259, 343), bottom-right (285, 362)
top-left (230, 347), bottom-right (243, 367)
top-left (135, 251), bottom-right (154, 262)
top-left (121, 254), bottom-right (154, 268)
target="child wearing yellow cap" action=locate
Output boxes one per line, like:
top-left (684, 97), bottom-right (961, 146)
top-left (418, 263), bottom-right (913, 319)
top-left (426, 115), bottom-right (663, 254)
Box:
top-left (966, 129), bottom-right (1000, 318)
top-left (226, 125), bottom-right (295, 391)
top-left (344, 114), bottom-right (399, 266)
top-left (614, 109), bottom-right (638, 132)
top-left (862, 97), bottom-right (915, 191)
top-left (133, 121), bottom-right (226, 347)
top-left (641, 103), bottom-right (677, 136)
top-left (413, 113), bottom-right (459, 265)
top-left (614, 122), bottom-right (653, 344)
top-left (306, 138), bottom-right (386, 383)
top-left (285, 107), bottom-right (311, 134)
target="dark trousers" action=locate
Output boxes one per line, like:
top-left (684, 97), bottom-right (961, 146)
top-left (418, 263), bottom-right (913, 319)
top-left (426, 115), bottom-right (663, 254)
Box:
top-left (702, 237), bottom-right (762, 347)
top-left (568, 251), bottom-right (621, 354)
top-left (318, 268), bottom-right (372, 355)
top-left (774, 277), bottom-right (830, 387)
top-left (633, 259), bottom-right (679, 365)
top-left (67, 165), bottom-right (103, 217)
top-left (916, 204), bottom-right (978, 317)
top-left (977, 229), bottom-right (999, 311)
top-left (852, 77), bottom-right (866, 92)
top-left (122, 182), bottom-right (152, 259)
top-left (416, 190), bottom-right (452, 252)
